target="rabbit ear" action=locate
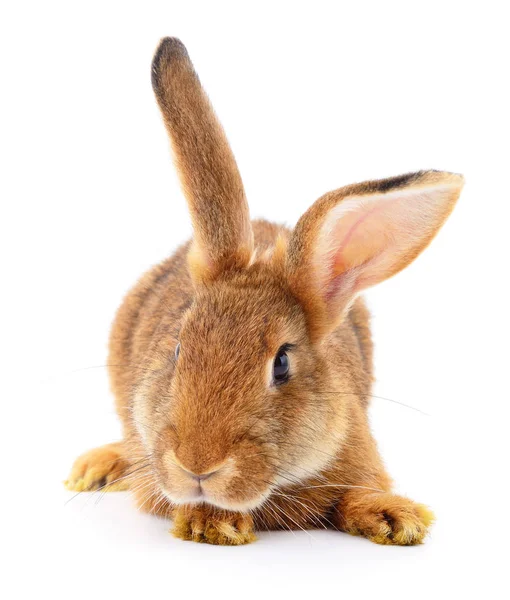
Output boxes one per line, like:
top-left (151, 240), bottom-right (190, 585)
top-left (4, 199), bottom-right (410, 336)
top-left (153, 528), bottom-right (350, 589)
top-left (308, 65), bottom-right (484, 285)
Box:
top-left (286, 171), bottom-right (464, 340)
top-left (152, 38), bottom-right (253, 282)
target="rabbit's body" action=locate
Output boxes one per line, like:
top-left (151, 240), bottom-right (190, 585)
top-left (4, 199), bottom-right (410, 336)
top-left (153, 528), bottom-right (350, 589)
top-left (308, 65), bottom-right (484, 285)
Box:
top-left (66, 38), bottom-right (462, 545)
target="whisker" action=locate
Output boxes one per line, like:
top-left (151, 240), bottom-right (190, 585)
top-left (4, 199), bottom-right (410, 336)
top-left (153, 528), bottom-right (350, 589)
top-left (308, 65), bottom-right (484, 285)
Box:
top-left (268, 498), bottom-right (317, 540)
top-left (277, 440), bottom-right (340, 462)
top-left (320, 390), bottom-right (430, 416)
top-left (64, 457), bottom-right (148, 506)
top-left (298, 483), bottom-right (384, 493)
top-left (275, 461), bottom-right (329, 484)
top-left (102, 461), bottom-right (152, 487)
top-left (137, 486), bottom-right (164, 514)
top-left (151, 492), bottom-right (171, 516)
top-left (265, 498), bottom-right (295, 535)
top-left (64, 461), bottom-right (151, 506)
top-left (272, 491), bottom-right (328, 530)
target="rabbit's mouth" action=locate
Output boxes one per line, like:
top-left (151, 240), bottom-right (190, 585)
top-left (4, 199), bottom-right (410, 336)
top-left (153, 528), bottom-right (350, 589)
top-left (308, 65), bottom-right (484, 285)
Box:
top-left (161, 483), bottom-right (272, 512)
top-left (155, 451), bottom-right (274, 511)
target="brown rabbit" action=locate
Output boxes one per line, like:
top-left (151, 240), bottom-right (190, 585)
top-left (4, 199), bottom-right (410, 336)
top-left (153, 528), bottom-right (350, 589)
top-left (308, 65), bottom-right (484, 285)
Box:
top-left (66, 37), bottom-right (463, 545)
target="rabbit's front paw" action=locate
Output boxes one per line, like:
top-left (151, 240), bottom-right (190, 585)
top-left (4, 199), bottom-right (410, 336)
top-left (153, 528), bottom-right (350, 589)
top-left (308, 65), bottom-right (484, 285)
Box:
top-left (65, 442), bottom-right (130, 492)
top-left (336, 492), bottom-right (435, 546)
top-left (171, 505), bottom-right (256, 545)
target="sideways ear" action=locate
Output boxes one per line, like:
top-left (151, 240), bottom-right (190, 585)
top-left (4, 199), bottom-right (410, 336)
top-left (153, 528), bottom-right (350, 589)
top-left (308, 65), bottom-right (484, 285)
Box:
top-left (152, 38), bottom-right (253, 282)
top-left (286, 171), bottom-right (464, 340)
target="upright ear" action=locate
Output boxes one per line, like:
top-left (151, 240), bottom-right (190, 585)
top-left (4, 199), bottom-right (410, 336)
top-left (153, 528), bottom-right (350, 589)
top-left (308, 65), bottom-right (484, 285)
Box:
top-left (151, 38), bottom-right (253, 282)
top-left (286, 171), bottom-right (464, 340)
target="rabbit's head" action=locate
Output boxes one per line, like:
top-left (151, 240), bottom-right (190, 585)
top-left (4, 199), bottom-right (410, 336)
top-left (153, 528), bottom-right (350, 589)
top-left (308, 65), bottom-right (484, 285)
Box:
top-left (140, 38), bottom-right (463, 511)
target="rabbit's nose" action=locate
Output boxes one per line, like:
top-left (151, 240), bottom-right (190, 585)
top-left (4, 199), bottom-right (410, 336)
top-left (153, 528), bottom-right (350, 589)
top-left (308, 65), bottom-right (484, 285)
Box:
top-left (180, 466), bottom-right (219, 482)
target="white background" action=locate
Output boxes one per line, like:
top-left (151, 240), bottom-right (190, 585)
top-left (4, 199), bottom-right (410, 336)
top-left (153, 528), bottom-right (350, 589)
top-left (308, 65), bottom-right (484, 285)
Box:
top-left (1, 1), bottom-right (509, 598)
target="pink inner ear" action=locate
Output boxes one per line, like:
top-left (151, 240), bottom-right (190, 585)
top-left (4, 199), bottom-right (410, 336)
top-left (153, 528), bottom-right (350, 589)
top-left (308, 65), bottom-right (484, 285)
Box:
top-left (332, 202), bottom-right (387, 276)
top-left (315, 186), bottom-right (453, 302)
top-left (316, 186), bottom-right (453, 304)
top-left (304, 176), bottom-right (462, 331)
top-left (324, 268), bottom-right (358, 303)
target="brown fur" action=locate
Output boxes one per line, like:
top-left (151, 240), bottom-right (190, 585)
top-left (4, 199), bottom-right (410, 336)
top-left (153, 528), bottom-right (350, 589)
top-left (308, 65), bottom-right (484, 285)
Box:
top-left (66, 38), bottom-right (462, 545)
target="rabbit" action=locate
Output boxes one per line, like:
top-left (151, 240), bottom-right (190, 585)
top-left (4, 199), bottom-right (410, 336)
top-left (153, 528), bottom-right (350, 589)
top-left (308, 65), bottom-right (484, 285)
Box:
top-left (65, 37), bottom-right (464, 546)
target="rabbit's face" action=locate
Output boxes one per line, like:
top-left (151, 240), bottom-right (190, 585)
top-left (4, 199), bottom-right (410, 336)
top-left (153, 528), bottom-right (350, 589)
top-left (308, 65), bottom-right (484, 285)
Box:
top-left (141, 265), bottom-right (350, 511)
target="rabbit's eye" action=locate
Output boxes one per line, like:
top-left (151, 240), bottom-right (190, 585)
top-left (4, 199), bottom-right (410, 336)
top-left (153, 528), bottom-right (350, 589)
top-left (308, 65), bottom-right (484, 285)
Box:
top-left (273, 346), bottom-right (291, 384)
top-left (175, 343), bottom-right (181, 360)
